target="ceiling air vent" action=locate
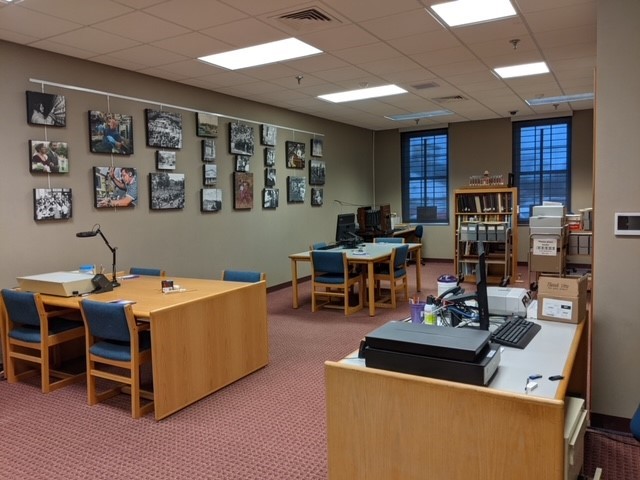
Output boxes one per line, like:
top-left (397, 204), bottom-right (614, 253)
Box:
top-left (279, 8), bottom-right (333, 22)
top-left (274, 7), bottom-right (340, 30)
top-left (412, 81), bottom-right (440, 90)
top-left (432, 95), bottom-right (468, 104)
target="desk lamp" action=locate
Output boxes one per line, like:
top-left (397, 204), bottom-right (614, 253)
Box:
top-left (76, 224), bottom-right (120, 288)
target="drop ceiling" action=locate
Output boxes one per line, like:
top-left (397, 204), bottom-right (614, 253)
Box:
top-left (0, 0), bottom-right (596, 130)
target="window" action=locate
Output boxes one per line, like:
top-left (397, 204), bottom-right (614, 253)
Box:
top-left (513, 118), bottom-right (571, 224)
top-left (401, 129), bottom-right (449, 224)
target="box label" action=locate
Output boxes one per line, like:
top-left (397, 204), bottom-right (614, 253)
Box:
top-left (533, 238), bottom-right (558, 256)
top-left (541, 297), bottom-right (573, 320)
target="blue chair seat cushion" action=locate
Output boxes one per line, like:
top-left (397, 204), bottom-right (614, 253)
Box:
top-left (9, 317), bottom-right (81, 343)
top-left (315, 272), bottom-right (359, 285)
top-left (375, 266), bottom-right (407, 278)
top-left (90, 331), bottom-right (151, 361)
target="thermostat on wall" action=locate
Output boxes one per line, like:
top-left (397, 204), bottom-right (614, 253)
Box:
top-left (614, 212), bottom-right (640, 235)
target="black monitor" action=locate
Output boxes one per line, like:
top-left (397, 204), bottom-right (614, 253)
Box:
top-left (475, 242), bottom-right (490, 331)
top-left (335, 213), bottom-right (356, 243)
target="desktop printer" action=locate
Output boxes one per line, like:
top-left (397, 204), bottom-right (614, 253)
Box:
top-left (362, 321), bottom-right (500, 386)
top-left (486, 287), bottom-right (531, 317)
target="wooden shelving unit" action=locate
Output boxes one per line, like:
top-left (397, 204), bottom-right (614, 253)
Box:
top-left (454, 186), bottom-right (518, 284)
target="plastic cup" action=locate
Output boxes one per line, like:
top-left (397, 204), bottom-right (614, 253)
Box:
top-left (410, 302), bottom-right (426, 324)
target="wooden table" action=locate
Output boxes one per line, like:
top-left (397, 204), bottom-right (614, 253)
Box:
top-left (289, 242), bottom-right (422, 316)
top-left (1, 275), bottom-right (269, 420)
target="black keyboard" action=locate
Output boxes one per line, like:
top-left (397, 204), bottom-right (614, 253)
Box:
top-left (491, 316), bottom-right (541, 349)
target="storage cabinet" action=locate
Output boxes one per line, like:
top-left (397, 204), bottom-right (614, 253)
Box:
top-left (454, 187), bottom-right (518, 284)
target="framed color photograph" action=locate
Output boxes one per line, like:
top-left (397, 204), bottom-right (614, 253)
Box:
top-left (287, 176), bottom-right (306, 203)
top-left (149, 172), bottom-right (185, 210)
top-left (33, 188), bottom-right (72, 221)
top-left (261, 124), bottom-right (277, 146)
top-left (89, 111), bottom-right (133, 155)
top-left (233, 172), bottom-right (253, 210)
top-left (146, 109), bottom-right (183, 149)
top-left (93, 166), bottom-right (138, 208)
top-left (201, 188), bottom-right (222, 212)
top-left (286, 141), bottom-right (305, 169)
top-left (311, 187), bottom-right (324, 206)
top-left (26, 91), bottom-right (66, 127)
top-left (263, 188), bottom-right (279, 209)
top-left (202, 139), bottom-right (216, 162)
top-left (203, 163), bottom-right (217, 186)
top-left (196, 112), bottom-right (218, 137)
top-left (309, 159), bottom-right (326, 185)
top-left (156, 151), bottom-right (176, 170)
top-left (264, 147), bottom-right (275, 167)
top-left (311, 138), bottom-right (324, 157)
top-left (265, 167), bottom-right (276, 187)
top-left (229, 122), bottom-right (254, 156)
top-left (29, 140), bottom-right (69, 173)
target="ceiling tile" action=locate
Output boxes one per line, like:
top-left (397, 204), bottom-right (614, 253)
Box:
top-left (92, 11), bottom-right (190, 43)
top-left (144, 0), bottom-right (247, 30)
top-left (18, 0), bottom-right (133, 24)
top-left (46, 27), bottom-right (140, 55)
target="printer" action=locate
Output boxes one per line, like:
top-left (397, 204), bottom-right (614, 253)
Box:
top-left (486, 286), bottom-right (531, 317)
top-left (362, 321), bottom-right (500, 386)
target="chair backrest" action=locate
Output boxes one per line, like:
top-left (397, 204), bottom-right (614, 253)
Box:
top-left (222, 270), bottom-right (265, 282)
top-left (311, 242), bottom-right (328, 250)
top-left (310, 250), bottom-right (346, 275)
top-left (1, 289), bottom-right (41, 327)
top-left (374, 237), bottom-right (404, 244)
top-left (80, 299), bottom-right (132, 343)
top-left (631, 404), bottom-right (640, 441)
top-left (394, 244), bottom-right (410, 269)
top-left (414, 224), bottom-right (424, 239)
top-left (130, 267), bottom-right (164, 276)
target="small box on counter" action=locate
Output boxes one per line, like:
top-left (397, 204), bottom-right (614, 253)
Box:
top-left (537, 275), bottom-right (588, 324)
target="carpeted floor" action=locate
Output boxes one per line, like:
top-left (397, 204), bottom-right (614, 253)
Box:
top-left (0, 261), bottom-right (455, 480)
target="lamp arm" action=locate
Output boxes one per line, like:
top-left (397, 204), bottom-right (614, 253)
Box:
top-left (95, 228), bottom-right (119, 286)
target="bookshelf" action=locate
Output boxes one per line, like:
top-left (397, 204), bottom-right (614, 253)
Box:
top-left (454, 186), bottom-right (518, 284)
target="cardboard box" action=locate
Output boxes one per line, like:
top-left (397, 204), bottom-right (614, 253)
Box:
top-left (537, 275), bottom-right (587, 323)
top-left (532, 205), bottom-right (566, 217)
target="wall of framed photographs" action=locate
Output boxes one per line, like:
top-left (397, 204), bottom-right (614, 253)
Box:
top-left (3, 40), bottom-right (376, 288)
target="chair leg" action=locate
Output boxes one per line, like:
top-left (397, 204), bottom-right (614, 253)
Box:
top-left (41, 344), bottom-right (51, 393)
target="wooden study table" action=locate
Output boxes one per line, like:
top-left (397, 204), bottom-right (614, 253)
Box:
top-left (289, 242), bottom-right (422, 316)
top-left (325, 312), bottom-right (588, 479)
top-left (1, 275), bottom-right (268, 420)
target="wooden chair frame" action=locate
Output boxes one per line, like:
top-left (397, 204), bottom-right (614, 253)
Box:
top-left (373, 245), bottom-right (409, 309)
top-left (311, 251), bottom-right (363, 315)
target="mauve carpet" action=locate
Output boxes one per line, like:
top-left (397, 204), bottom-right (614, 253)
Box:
top-left (0, 262), bottom-right (454, 480)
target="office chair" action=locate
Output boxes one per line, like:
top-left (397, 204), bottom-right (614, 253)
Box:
top-left (373, 244), bottom-right (409, 309)
top-left (408, 224), bottom-right (425, 265)
top-left (373, 237), bottom-right (404, 243)
top-left (221, 270), bottom-right (266, 283)
top-left (79, 299), bottom-right (154, 419)
top-left (1, 288), bottom-right (85, 393)
top-left (129, 267), bottom-right (165, 276)
top-left (310, 250), bottom-right (363, 315)
top-left (310, 242), bottom-right (328, 250)
top-left (631, 403), bottom-right (640, 441)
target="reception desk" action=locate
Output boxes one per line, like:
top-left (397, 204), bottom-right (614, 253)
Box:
top-left (325, 314), bottom-right (588, 479)
top-left (1, 275), bottom-right (269, 420)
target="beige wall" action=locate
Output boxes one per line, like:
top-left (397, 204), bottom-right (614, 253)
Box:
top-left (0, 41), bottom-right (374, 288)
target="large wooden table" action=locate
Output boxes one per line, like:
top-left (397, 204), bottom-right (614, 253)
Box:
top-left (1, 275), bottom-right (268, 420)
top-left (289, 242), bottom-right (422, 316)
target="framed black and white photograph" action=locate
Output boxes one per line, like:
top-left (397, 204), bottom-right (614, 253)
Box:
top-left (263, 188), bottom-right (279, 209)
top-left (201, 188), bottom-right (222, 212)
top-left (287, 176), bottom-right (306, 203)
top-left (233, 172), bottom-right (253, 210)
top-left (264, 147), bottom-right (276, 167)
top-left (26, 91), bottom-right (66, 127)
top-left (309, 159), bottom-right (326, 185)
top-left (202, 139), bottom-right (216, 162)
top-left (149, 172), bottom-right (185, 210)
top-left (156, 151), bottom-right (176, 170)
top-left (146, 109), bottom-right (183, 149)
top-left (89, 111), bottom-right (133, 155)
top-left (261, 124), bottom-right (277, 146)
top-left (265, 167), bottom-right (276, 187)
top-left (236, 155), bottom-right (250, 172)
top-left (33, 188), bottom-right (72, 221)
top-left (311, 137), bottom-right (324, 157)
top-left (93, 166), bottom-right (138, 208)
top-left (311, 187), bottom-right (324, 206)
top-left (196, 112), bottom-right (218, 137)
top-left (286, 141), bottom-right (305, 169)
top-left (29, 140), bottom-right (69, 173)
top-left (203, 163), bottom-right (217, 186)
top-left (229, 122), bottom-right (254, 156)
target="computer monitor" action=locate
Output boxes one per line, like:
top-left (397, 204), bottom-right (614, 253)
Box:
top-left (475, 242), bottom-right (490, 331)
top-left (335, 213), bottom-right (356, 243)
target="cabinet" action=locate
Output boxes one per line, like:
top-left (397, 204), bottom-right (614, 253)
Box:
top-left (454, 187), bottom-right (518, 284)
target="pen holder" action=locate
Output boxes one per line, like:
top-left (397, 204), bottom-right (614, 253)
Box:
top-left (410, 302), bottom-right (426, 324)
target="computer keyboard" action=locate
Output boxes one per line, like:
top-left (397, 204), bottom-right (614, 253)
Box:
top-left (491, 316), bottom-right (541, 349)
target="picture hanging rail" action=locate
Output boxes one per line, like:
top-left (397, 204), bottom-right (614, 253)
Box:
top-left (29, 78), bottom-right (325, 138)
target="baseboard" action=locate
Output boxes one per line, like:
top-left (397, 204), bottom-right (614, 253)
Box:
top-left (590, 412), bottom-right (632, 433)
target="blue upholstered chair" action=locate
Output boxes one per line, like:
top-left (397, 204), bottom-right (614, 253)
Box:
top-left (310, 250), bottom-right (363, 315)
top-left (408, 224), bottom-right (425, 265)
top-left (221, 270), bottom-right (266, 282)
top-left (310, 242), bottom-right (328, 250)
top-left (129, 267), bottom-right (165, 276)
top-left (631, 404), bottom-right (640, 441)
top-left (1, 288), bottom-right (85, 393)
top-left (79, 299), bottom-right (153, 419)
top-left (373, 237), bottom-right (404, 244)
top-left (373, 244), bottom-right (410, 309)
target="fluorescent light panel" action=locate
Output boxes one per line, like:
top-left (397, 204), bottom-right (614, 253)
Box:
top-left (0, 0), bottom-right (24, 3)
top-left (526, 93), bottom-right (594, 106)
top-left (385, 110), bottom-right (453, 121)
top-left (430, 0), bottom-right (516, 27)
top-left (198, 38), bottom-right (321, 70)
top-left (494, 62), bottom-right (549, 79)
top-left (318, 85), bottom-right (407, 103)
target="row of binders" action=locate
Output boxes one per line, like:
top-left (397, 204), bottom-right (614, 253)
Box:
top-left (457, 192), bottom-right (512, 213)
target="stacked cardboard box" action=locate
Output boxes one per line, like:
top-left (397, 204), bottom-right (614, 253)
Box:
top-left (537, 275), bottom-right (588, 323)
